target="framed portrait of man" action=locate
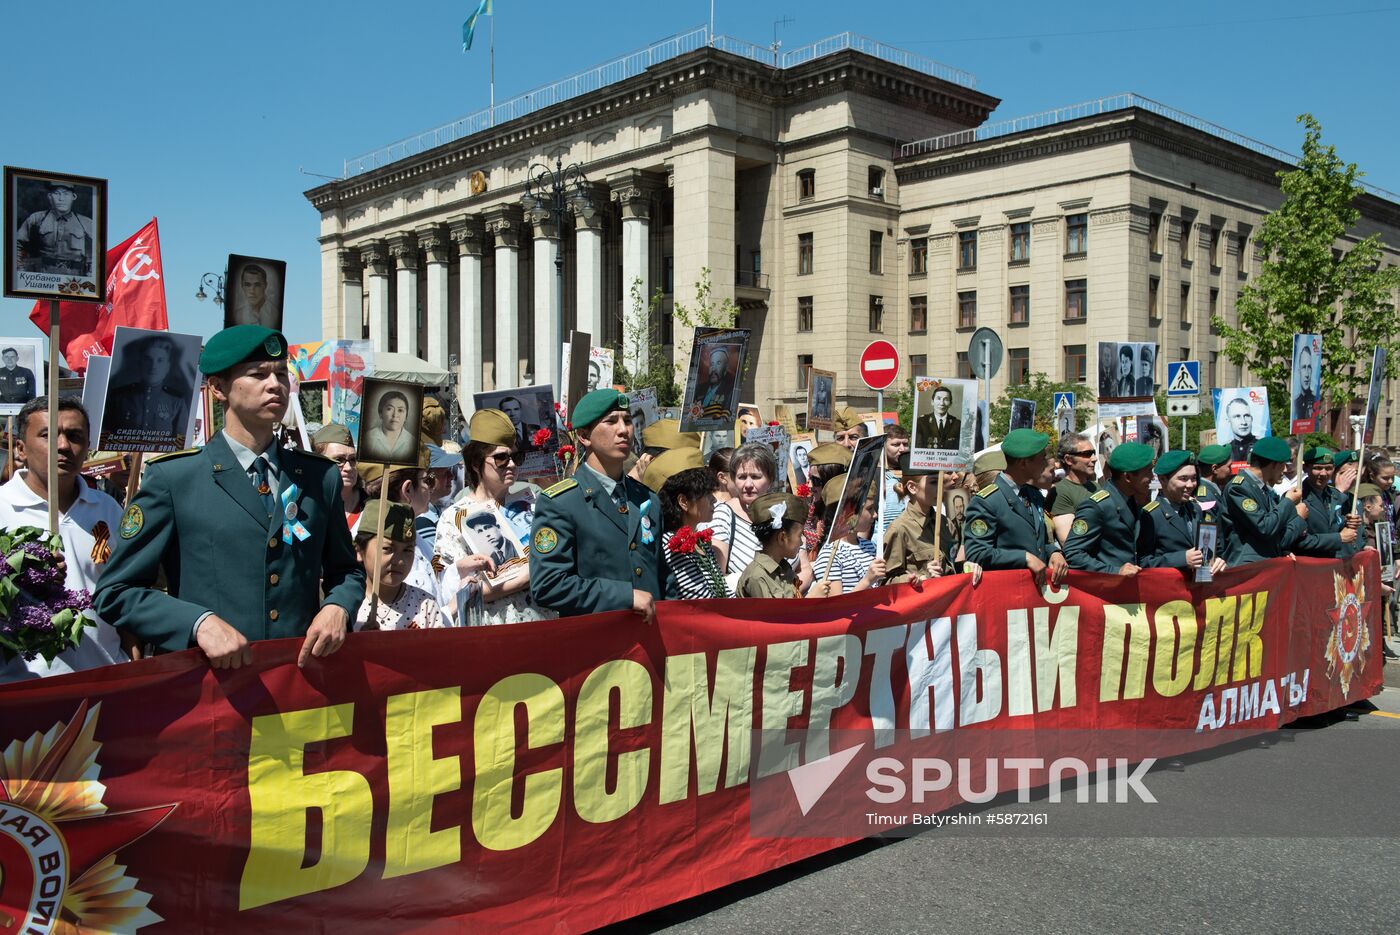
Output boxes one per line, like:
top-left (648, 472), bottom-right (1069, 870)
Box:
top-left (1009, 398), bottom-right (1036, 431)
top-left (459, 500), bottom-right (528, 585)
top-left (473, 384), bottom-right (559, 480)
top-left (627, 386), bottom-right (659, 457)
top-left (680, 327), bottom-right (750, 432)
top-left (805, 368), bottom-right (836, 432)
top-left (1362, 346), bottom-right (1387, 445)
top-left (224, 254), bottom-right (287, 331)
top-left (4, 166), bottom-right (107, 303)
top-left (98, 327), bottom-right (202, 452)
top-left (911, 376), bottom-right (976, 470)
top-left (734, 403), bottom-right (762, 446)
top-left (789, 433), bottom-right (815, 488)
top-left (359, 378), bottom-right (425, 467)
top-left (1290, 334), bottom-right (1323, 435)
top-left (297, 380), bottom-right (326, 426)
top-left (587, 347), bottom-right (614, 394)
top-left (1195, 524), bottom-right (1218, 584)
top-left (0, 336), bottom-right (44, 416)
top-left (816, 436), bottom-right (884, 575)
top-left (1211, 387), bottom-right (1272, 464)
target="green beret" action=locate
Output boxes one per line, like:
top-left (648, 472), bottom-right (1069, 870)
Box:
top-left (807, 443), bottom-right (852, 468)
top-left (973, 449), bottom-right (1006, 474)
top-left (571, 388), bottom-right (629, 431)
top-left (1333, 449), bottom-right (1357, 466)
top-left (1250, 436), bottom-right (1291, 463)
top-left (641, 418), bottom-right (701, 450)
top-left (1356, 483), bottom-right (1382, 500)
top-left (1002, 428), bottom-right (1049, 460)
top-left (1153, 449), bottom-right (1194, 477)
top-left (312, 423), bottom-right (353, 448)
top-left (199, 325), bottom-right (287, 375)
top-left (747, 491), bottom-right (810, 529)
top-left (1197, 444), bottom-right (1232, 467)
top-left (896, 452), bottom-right (939, 478)
top-left (641, 446), bottom-right (705, 492)
top-left (1302, 446), bottom-right (1335, 465)
top-left (1108, 441), bottom-right (1155, 473)
top-left (469, 409), bottom-right (516, 447)
top-left (359, 500), bottom-right (415, 544)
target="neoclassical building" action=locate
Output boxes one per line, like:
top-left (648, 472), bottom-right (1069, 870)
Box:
top-left (306, 29), bottom-right (1400, 443)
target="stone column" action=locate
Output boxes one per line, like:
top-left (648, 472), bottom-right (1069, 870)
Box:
top-left (529, 210), bottom-right (561, 389)
top-left (418, 225), bottom-right (451, 370)
top-left (388, 233), bottom-right (419, 358)
top-left (611, 171), bottom-right (656, 377)
top-left (668, 144), bottom-right (736, 377)
top-left (360, 241), bottom-right (391, 350)
top-left (449, 215), bottom-right (486, 406)
top-left (572, 185), bottom-right (606, 348)
top-left (338, 248), bottom-right (363, 340)
top-left (484, 206), bottom-right (523, 389)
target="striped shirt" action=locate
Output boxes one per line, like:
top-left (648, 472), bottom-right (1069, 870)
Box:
top-left (702, 500), bottom-right (761, 583)
top-left (814, 538), bottom-right (877, 591)
top-left (662, 532), bottom-right (727, 599)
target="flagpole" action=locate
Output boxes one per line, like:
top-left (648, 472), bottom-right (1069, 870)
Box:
top-left (489, 9), bottom-right (495, 126)
top-left (46, 300), bottom-right (60, 533)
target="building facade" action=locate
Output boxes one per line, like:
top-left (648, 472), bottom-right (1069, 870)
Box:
top-left (306, 32), bottom-right (1400, 444)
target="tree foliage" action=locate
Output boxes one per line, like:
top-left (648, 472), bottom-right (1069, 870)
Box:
top-left (617, 267), bottom-right (741, 408)
top-left (1214, 114), bottom-right (1400, 413)
top-left (988, 372), bottom-right (1097, 440)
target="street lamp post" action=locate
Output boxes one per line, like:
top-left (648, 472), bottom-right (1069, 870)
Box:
top-left (195, 272), bottom-right (225, 306)
top-left (521, 156), bottom-right (595, 391)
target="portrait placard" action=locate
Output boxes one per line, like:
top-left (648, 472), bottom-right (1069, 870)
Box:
top-left (1096, 341), bottom-right (1157, 402)
top-left (500, 489), bottom-right (537, 550)
top-left (789, 433), bottom-right (815, 488)
top-left (910, 376), bottom-right (977, 471)
top-left (1290, 334), bottom-right (1323, 435)
top-left (681, 328), bottom-right (750, 432)
top-left (1195, 524), bottom-right (1218, 584)
top-left (473, 384), bottom-right (560, 481)
top-left (80, 355), bottom-right (111, 433)
top-left (1009, 398), bottom-right (1036, 431)
top-left (587, 347), bottom-right (614, 395)
top-left (626, 386), bottom-right (659, 457)
top-left (805, 368), bottom-right (836, 432)
top-left (224, 254), bottom-right (287, 331)
top-left (773, 403), bottom-right (798, 435)
top-left (816, 436), bottom-right (884, 577)
top-left (98, 327), bottom-right (201, 453)
top-left (1055, 398), bottom-right (1076, 436)
top-left (1378, 522), bottom-right (1394, 575)
top-left (330, 341), bottom-right (372, 443)
top-left (4, 166), bottom-right (107, 302)
top-left (297, 381), bottom-right (326, 427)
top-left (944, 485), bottom-right (969, 544)
top-left (0, 337), bottom-right (45, 416)
top-left (1362, 346), bottom-right (1387, 445)
top-left (1212, 387), bottom-right (1272, 464)
top-left (560, 331), bottom-right (591, 422)
top-left (457, 500), bottom-right (528, 586)
top-left (734, 403), bottom-right (762, 446)
top-left (745, 424), bottom-right (790, 492)
top-left (358, 378), bottom-right (425, 467)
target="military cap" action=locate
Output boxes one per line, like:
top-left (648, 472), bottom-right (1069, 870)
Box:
top-left (1108, 441), bottom-right (1155, 473)
top-left (833, 406), bottom-right (863, 432)
top-left (1153, 449), bottom-right (1194, 477)
top-left (896, 452), bottom-right (939, 478)
top-left (358, 462), bottom-right (385, 486)
top-left (642, 418), bottom-right (701, 450)
top-left (1197, 444), bottom-right (1232, 467)
top-left (807, 443), bottom-right (852, 468)
top-left (421, 396), bottom-right (446, 443)
top-left (359, 499), bottom-right (416, 544)
top-left (1356, 482), bottom-right (1382, 500)
top-left (1332, 449), bottom-right (1357, 466)
top-left (641, 446), bottom-right (705, 493)
top-left (199, 325), bottom-right (287, 375)
top-left (1002, 428), bottom-right (1050, 460)
top-left (1249, 436), bottom-right (1291, 463)
top-left (572, 388), bottom-right (629, 431)
top-left (312, 423), bottom-right (353, 448)
top-left (46, 181), bottom-right (76, 193)
top-left (1302, 446), bottom-right (1335, 465)
top-left (748, 491), bottom-right (810, 529)
top-left (973, 449), bottom-right (1007, 474)
top-left (821, 473), bottom-right (849, 507)
top-left (469, 408), bottom-right (517, 447)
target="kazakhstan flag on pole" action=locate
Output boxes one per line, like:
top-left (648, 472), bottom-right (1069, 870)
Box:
top-left (462, 0), bottom-right (492, 51)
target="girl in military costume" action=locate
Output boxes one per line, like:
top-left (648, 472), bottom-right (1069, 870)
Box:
top-left (736, 491), bottom-right (810, 599)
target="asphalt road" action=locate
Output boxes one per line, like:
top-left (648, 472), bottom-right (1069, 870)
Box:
top-left (612, 636), bottom-right (1400, 935)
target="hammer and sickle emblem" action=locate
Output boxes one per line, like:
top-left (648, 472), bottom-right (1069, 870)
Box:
top-left (121, 247), bottom-right (160, 283)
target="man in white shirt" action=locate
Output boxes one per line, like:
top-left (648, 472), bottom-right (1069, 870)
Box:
top-left (0, 396), bottom-right (126, 681)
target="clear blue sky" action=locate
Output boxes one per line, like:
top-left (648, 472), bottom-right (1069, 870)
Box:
top-left (4, 1), bottom-right (1397, 345)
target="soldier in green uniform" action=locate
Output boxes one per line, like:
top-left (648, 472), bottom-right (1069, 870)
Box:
top-left (962, 428), bottom-right (1069, 588)
top-left (1063, 442), bottom-right (1159, 574)
top-left (1223, 435), bottom-right (1304, 564)
top-left (530, 388), bottom-right (676, 621)
top-left (1196, 443), bottom-right (1232, 544)
top-left (1140, 449), bottom-right (1228, 575)
top-left (1294, 446), bottom-right (1363, 559)
top-left (94, 325), bottom-right (365, 668)
top-left (736, 491), bottom-right (810, 598)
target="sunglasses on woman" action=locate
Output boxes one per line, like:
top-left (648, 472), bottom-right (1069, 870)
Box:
top-left (488, 451), bottom-right (521, 468)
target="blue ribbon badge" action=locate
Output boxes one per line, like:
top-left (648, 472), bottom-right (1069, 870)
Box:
top-left (281, 484), bottom-right (312, 544)
top-left (639, 499), bottom-right (655, 545)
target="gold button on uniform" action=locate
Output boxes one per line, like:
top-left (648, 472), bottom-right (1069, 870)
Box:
top-left (634, 567), bottom-right (642, 576)
top-left (629, 542), bottom-right (636, 550)
top-left (268, 538), bottom-right (277, 549)
top-left (269, 574), bottom-right (279, 585)
top-left (269, 609), bottom-right (279, 621)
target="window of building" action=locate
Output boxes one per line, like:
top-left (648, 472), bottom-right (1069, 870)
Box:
top-left (869, 231), bottom-right (883, 274)
top-left (1208, 351), bottom-right (1218, 389)
top-left (957, 290), bottom-right (977, 329)
top-left (798, 169), bottom-right (815, 201)
top-left (869, 295), bottom-right (884, 332)
top-left (797, 296), bottom-right (813, 332)
top-left (1009, 222), bottom-right (1030, 262)
top-left (1064, 344), bottom-right (1087, 384)
top-left (1149, 276), bottom-right (1160, 320)
top-left (1236, 233), bottom-right (1249, 278)
top-left (1149, 211), bottom-right (1163, 255)
top-left (1009, 347), bottom-right (1030, 385)
top-left (1009, 284), bottom-right (1030, 325)
top-left (910, 237), bottom-right (928, 274)
top-left (911, 353), bottom-right (928, 377)
top-left (909, 295), bottom-right (927, 333)
top-left (663, 255), bottom-right (674, 293)
top-left (751, 249), bottom-right (762, 274)
top-left (1064, 279), bottom-right (1087, 320)
top-left (956, 352), bottom-right (972, 380)
top-left (797, 354), bottom-right (813, 389)
top-left (1179, 214), bottom-right (1195, 264)
top-left (1209, 287), bottom-right (1219, 322)
top-left (1180, 282), bottom-right (1191, 327)
top-left (1209, 226), bottom-right (1222, 268)
top-left (1066, 213), bottom-right (1088, 256)
top-left (798, 233), bottom-right (813, 275)
top-left (868, 167), bottom-right (885, 198)
top-left (1180, 346), bottom-right (1191, 364)
top-left (958, 230), bottom-right (977, 270)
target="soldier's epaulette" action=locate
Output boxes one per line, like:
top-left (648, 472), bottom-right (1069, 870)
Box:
top-left (976, 483), bottom-right (998, 499)
top-left (1231, 475), bottom-right (1246, 485)
top-left (543, 478), bottom-right (578, 498)
top-left (1090, 490), bottom-right (1111, 502)
top-left (146, 448), bottom-right (199, 464)
top-left (1142, 500), bottom-right (1160, 513)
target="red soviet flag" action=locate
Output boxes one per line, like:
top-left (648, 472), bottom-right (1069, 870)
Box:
top-left (29, 217), bottom-right (168, 373)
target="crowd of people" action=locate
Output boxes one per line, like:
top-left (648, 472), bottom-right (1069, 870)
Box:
top-left (1, 324), bottom-right (1395, 680)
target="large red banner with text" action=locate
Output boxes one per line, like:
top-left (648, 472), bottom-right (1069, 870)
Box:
top-left (0, 556), bottom-right (1381, 933)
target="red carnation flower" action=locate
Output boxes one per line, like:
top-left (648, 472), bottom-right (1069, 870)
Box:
top-left (796, 483), bottom-right (812, 498)
top-left (532, 428), bottom-right (553, 448)
top-left (558, 444), bottom-right (575, 462)
top-left (767, 420), bottom-right (781, 426)
top-left (695, 527), bottom-right (714, 544)
top-left (668, 525), bottom-right (698, 554)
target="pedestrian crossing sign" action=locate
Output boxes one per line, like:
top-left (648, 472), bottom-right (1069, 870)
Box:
top-left (1053, 392), bottom-right (1074, 411)
top-left (1166, 361), bottom-right (1200, 396)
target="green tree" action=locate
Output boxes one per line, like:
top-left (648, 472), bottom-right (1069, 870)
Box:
top-left (1214, 114), bottom-right (1400, 418)
top-left (617, 267), bottom-right (741, 408)
top-left (988, 373), bottom-right (1097, 439)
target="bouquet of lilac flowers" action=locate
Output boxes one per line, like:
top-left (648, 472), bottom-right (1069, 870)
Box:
top-left (0, 526), bottom-right (95, 663)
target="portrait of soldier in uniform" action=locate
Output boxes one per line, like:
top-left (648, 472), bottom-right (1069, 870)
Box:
top-left (1291, 335), bottom-right (1322, 427)
top-left (6, 169), bottom-right (106, 300)
top-left (14, 182), bottom-right (95, 276)
top-left (0, 343), bottom-right (39, 410)
top-left (224, 254), bottom-right (286, 331)
top-left (1213, 386), bottom-right (1272, 463)
top-left (100, 329), bottom-right (200, 452)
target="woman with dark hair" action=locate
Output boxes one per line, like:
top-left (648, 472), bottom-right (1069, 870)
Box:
top-left (659, 465), bottom-right (727, 599)
top-left (364, 389), bottom-right (416, 462)
top-left (709, 446), bottom-right (735, 505)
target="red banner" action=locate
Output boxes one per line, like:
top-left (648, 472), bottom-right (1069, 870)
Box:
top-left (0, 556), bottom-right (1380, 933)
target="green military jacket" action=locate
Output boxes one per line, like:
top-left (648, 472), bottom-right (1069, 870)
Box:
top-left (1063, 482), bottom-right (1158, 573)
top-left (94, 432), bottom-right (365, 654)
top-left (1223, 470), bottom-right (1302, 564)
top-left (736, 552), bottom-right (800, 598)
top-left (883, 502), bottom-right (955, 583)
top-left (962, 473), bottom-right (1060, 571)
top-left (1196, 477), bottom-right (1230, 545)
top-left (1295, 482), bottom-right (1361, 559)
top-left (528, 462), bottom-right (676, 616)
top-left (1141, 494), bottom-right (1214, 571)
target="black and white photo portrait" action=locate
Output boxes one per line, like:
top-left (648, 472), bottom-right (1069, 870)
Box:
top-left (1009, 398), bottom-right (1036, 432)
top-left (1096, 341), bottom-right (1157, 401)
top-left (1290, 334), bottom-right (1323, 433)
top-left (99, 327), bottom-right (201, 452)
top-left (1212, 387), bottom-right (1272, 463)
top-left (587, 346), bottom-right (615, 393)
top-left (806, 368), bottom-right (836, 431)
top-left (224, 254), bottom-right (287, 331)
top-left (359, 378), bottom-right (425, 466)
top-left (1195, 524), bottom-right (1218, 584)
top-left (911, 376), bottom-right (976, 470)
top-left (460, 500), bottom-right (527, 584)
top-left (0, 337), bottom-right (43, 415)
top-left (474, 384), bottom-right (559, 480)
top-left (734, 403), bottom-right (762, 446)
top-left (1362, 347), bottom-right (1387, 444)
top-left (4, 167), bottom-right (107, 302)
top-left (628, 386), bottom-right (659, 456)
top-left (789, 434), bottom-right (815, 487)
top-left (680, 328), bottom-right (750, 433)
